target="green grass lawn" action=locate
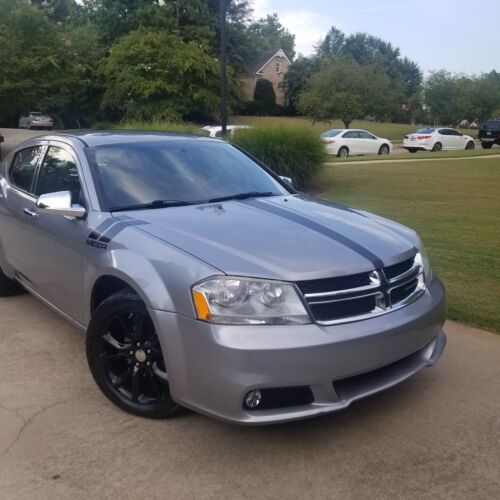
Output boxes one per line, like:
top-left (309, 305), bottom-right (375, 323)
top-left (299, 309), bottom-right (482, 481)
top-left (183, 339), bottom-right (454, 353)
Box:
top-left (324, 147), bottom-right (500, 163)
top-left (231, 116), bottom-right (479, 142)
top-left (318, 157), bottom-right (500, 333)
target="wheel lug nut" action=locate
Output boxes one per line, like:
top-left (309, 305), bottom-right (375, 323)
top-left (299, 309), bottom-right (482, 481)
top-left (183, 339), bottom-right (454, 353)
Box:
top-left (147, 349), bottom-right (151, 354)
top-left (146, 361), bottom-right (150, 366)
top-left (129, 351), bottom-right (134, 355)
top-left (136, 342), bottom-right (141, 347)
top-left (135, 362), bottom-right (139, 367)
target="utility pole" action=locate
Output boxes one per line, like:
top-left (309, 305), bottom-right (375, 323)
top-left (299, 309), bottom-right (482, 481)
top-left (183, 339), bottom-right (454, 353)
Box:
top-left (220, 0), bottom-right (227, 134)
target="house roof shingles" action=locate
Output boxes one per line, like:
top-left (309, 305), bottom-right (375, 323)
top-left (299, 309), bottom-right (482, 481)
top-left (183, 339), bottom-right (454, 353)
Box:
top-left (246, 48), bottom-right (284, 74)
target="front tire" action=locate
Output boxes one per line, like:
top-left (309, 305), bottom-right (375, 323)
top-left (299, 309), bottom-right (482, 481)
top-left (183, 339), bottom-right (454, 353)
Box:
top-left (378, 144), bottom-right (390, 155)
top-left (337, 146), bottom-right (349, 158)
top-left (432, 142), bottom-right (442, 152)
top-left (465, 141), bottom-right (475, 150)
top-left (86, 290), bottom-right (181, 419)
top-left (481, 142), bottom-right (493, 149)
top-left (0, 267), bottom-right (25, 297)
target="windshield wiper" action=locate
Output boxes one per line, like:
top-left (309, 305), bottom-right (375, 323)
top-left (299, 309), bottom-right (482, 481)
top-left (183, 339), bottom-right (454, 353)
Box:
top-left (208, 191), bottom-right (275, 203)
top-left (109, 199), bottom-right (194, 212)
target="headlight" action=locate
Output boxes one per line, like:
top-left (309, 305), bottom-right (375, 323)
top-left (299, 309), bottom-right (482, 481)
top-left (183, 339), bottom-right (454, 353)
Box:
top-left (416, 238), bottom-right (433, 283)
top-left (192, 277), bottom-right (311, 325)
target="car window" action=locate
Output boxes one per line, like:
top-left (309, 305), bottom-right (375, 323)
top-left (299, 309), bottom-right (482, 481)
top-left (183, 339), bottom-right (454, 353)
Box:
top-left (437, 129), bottom-right (448, 135)
top-left (87, 140), bottom-right (288, 210)
top-left (35, 146), bottom-right (82, 204)
top-left (482, 120), bottom-right (500, 130)
top-left (416, 128), bottom-right (435, 134)
top-left (343, 131), bottom-right (360, 139)
top-left (9, 146), bottom-right (45, 194)
top-left (358, 131), bottom-right (375, 139)
top-left (448, 129), bottom-right (461, 136)
top-left (321, 129), bottom-right (343, 138)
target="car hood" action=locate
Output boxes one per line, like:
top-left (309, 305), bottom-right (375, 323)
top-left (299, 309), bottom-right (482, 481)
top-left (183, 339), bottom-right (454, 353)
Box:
top-left (115, 195), bottom-right (418, 282)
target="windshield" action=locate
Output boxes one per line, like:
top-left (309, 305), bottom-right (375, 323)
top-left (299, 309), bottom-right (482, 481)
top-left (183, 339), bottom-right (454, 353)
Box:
top-left (415, 128), bottom-right (435, 134)
top-left (321, 129), bottom-right (343, 138)
top-left (87, 140), bottom-right (289, 210)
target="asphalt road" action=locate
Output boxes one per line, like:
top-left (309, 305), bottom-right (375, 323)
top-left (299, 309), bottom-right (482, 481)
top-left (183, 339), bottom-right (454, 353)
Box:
top-left (1, 293), bottom-right (499, 500)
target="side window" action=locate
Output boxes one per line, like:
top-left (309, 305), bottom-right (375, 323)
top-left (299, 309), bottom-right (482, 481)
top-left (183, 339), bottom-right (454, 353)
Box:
top-left (343, 131), bottom-right (360, 139)
top-left (10, 146), bottom-right (45, 193)
top-left (358, 131), bottom-right (375, 139)
top-left (35, 147), bottom-right (82, 204)
top-left (438, 129), bottom-right (448, 135)
top-left (449, 129), bottom-right (461, 136)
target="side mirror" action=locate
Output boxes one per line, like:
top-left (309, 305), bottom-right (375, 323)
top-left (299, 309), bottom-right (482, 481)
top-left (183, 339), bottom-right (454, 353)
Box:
top-left (36, 191), bottom-right (86, 218)
top-left (280, 176), bottom-right (295, 188)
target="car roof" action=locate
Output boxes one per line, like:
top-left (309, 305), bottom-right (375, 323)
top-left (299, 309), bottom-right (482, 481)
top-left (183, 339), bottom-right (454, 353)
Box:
top-left (31, 130), bottom-right (221, 147)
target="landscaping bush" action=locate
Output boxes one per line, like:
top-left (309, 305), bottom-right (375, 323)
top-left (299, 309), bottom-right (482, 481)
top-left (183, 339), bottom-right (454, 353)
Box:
top-left (93, 118), bottom-right (204, 135)
top-left (254, 78), bottom-right (276, 107)
top-left (232, 125), bottom-right (325, 189)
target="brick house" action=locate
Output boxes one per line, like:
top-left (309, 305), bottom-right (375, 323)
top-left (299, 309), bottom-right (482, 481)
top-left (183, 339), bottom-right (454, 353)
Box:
top-left (240, 48), bottom-right (291, 106)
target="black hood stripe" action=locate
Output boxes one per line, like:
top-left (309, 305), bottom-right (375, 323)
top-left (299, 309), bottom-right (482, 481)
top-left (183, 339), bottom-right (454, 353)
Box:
top-left (243, 199), bottom-right (385, 269)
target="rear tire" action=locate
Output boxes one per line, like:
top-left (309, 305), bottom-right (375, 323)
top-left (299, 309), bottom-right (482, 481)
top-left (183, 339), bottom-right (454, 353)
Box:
top-left (337, 146), bottom-right (349, 158)
top-left (86, 289), bottom-right (182, 419)
top-left (481, 142), bottom-right (493, 149)
top-left (465, 141), bottom-right (475, 150)
top-left (0, 267), bottom-right (25, 297)
top-left (378, 144), bottom-right (390, 155)
top-left (432, 142), bottom-right (442, 152)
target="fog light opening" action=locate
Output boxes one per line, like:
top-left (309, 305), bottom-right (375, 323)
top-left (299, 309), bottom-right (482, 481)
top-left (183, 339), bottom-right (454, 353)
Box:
top-left (244, 390), bottom-right (262, 409)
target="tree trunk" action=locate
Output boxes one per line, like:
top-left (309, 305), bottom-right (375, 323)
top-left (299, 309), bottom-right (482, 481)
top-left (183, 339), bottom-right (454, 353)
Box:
top-left (342, 115), bottom-right (351, 129)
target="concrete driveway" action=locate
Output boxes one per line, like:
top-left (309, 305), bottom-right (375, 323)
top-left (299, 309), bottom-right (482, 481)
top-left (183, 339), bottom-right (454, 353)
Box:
top-left (1, 294), bottom-right (499, 499)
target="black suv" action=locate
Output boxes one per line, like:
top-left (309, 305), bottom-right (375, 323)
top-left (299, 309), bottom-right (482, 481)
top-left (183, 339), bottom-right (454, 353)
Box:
top-left (479, 119), bottom-right (500, 149)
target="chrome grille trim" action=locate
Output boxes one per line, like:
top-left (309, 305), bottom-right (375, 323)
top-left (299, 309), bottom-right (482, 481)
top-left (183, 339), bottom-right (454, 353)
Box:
top-left (300, 253), bottom-right (427, 326)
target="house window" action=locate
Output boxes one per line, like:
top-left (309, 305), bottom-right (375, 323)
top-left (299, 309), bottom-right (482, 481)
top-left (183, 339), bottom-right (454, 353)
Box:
top-left (275, 61), bottom-right (281, 74)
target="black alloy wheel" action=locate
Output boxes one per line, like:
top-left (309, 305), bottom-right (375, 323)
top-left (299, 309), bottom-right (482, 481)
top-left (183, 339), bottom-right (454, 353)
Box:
top-left (86, 290), bottom-right (181, 418)
top-left (465, 141), bottom-right (475, 150)
top-left (379, 144), bottom-right (390, 155)
top-left (432, 142), bottom-right (442, 152)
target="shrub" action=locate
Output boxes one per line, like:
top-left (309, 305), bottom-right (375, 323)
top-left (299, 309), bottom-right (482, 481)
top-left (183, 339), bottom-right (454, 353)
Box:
top-left (92, 118), bottom-right (205, 135)
top-left (254, 79), bottom-right (276, 107)
top-left (232, 125), bottom-right (325, 189)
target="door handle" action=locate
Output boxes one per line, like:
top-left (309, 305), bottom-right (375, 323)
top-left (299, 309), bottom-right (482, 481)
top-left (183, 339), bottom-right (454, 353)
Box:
top-left (23, 208), bottom-right (38, 218)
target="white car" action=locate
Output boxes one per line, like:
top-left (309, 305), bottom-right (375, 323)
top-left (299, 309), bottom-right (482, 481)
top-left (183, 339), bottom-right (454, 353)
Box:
top-left (18, 111), bottom-right (54, 130)
top-left (321, 129), bottom-right (393, 157)
top-left (201, 125), bottom-right (251, 138)
top-left (403, 128), bottom-right (475, 153)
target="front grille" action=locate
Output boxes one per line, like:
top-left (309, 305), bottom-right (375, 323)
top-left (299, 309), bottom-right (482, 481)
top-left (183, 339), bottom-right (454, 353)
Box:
top-left (297, 272), bottom-right (371, 295)
top-left (299, 253), bottom-right (425, 325)
top-left (309, 295), bottom-right (377, 322)
top-left (383, 258), bottom-right (414, 280)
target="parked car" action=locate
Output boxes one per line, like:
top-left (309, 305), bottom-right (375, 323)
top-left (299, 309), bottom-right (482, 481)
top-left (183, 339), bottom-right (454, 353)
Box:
top-left (18, 111), bottom-right (54, 130)
top-left (478, 119), bottom-right (500, 149)
top-left (322, 129), bottom-right (393, 157)
top-left (0, 132), bottom-right (446, 424)
top-left (403, 128), bottom-right (475, 153)
top-left (201, 125), bottom-right (251, 138)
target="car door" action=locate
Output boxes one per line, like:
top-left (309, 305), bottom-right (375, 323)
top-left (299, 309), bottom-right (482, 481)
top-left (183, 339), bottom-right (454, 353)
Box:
top-left (0, 145), bottom-right (46, 276)
top-left (358, 130), bottom-right (379, 154)
top-left (437, 129), bottom-right (454, 149)
top-left (447, 128), bottom-right (466, 149)
top-left (23, 144), bottom-right (89, 322)
top-left (342, 131), bottom-right (362, 155)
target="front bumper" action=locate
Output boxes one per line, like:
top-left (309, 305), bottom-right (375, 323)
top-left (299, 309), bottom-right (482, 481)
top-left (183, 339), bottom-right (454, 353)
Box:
top-left (150, 277), bottom-right (447, 425)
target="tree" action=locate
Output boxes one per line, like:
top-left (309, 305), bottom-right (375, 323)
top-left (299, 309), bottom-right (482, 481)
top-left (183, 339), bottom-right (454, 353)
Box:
top-left (247, 14), bottom-right (295, 60)
top-left (298, 57), bottom-right (398, 128)
top-left (254, 79), bottom-right (276, 107)
top-left (101, 29), bottom-right (239, 120)
top-left (283, 56), bottom-right (320, 112)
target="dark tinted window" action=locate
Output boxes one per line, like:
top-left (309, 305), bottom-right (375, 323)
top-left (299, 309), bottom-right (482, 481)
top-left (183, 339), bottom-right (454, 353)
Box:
top-left (35, 147), bottom-right (82, 203)
top-left (358, 131), bottom-right (376, 139)
top-left (447, 129), bottom-right (462, 136)
top-left (343, 131), bottom-right (360, 139)
top-left (10, 146), bottom-right (44, 193)
top-left (416, 128), bottom-right (435, 134)
top-left (482, 120), bottom-right (500, 130)
top-left (87, 140), bottom-right (287, 210)
top-left (438, 129), bottom-right (449, 135)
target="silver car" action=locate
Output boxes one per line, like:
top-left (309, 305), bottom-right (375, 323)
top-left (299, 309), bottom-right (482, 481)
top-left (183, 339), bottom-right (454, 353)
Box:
top-left (18, 111), bottom-right (54, 130)
top-left (0, 132), bottom-right (446, 424)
